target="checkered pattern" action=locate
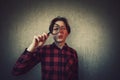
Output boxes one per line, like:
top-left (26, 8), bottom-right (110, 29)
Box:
top-left (12, 43), bottom-right (78, 80)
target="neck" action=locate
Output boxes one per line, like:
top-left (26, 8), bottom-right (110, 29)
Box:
top-left (55, 42), bottom-right (65, 49)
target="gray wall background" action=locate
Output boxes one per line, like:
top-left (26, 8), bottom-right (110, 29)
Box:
top-left (0, 0), bottom-right (120, 80)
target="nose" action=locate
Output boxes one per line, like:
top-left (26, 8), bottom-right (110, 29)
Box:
top-left (58, 28), bottom-right (64, 34)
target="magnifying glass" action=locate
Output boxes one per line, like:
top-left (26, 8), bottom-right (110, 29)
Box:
top-left (48, 24), bottom-right (60, 35)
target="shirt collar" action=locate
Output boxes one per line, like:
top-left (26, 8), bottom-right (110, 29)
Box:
top-left (51, 42), bottom-right (68, 50)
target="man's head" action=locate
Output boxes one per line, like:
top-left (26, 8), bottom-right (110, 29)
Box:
top-left (49, 16), bottom-right (71, 43)
top-left (49, 16), bottom-right (71, 34)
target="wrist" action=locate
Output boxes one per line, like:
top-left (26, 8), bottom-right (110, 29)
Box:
top-left (27, 44), bottom-right (37, 52)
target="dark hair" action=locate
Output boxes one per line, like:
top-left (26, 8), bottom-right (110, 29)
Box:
top-left (49, 16), bottom-right (71, 34)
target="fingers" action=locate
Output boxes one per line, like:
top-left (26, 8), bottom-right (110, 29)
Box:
top-left (39, 33), bottom-right (48, 41)
top-left (41, 32), bottom-right (48, 40)
top-left (34, 33), bottom-right (48, 42)
top-left (33, 35), bottom-right (39, 42)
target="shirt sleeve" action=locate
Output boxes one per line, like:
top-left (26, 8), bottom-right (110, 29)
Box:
top-left (73, 52), bottom-right (79, 80)
top-left (12, 48), bottom-right (41, 76)
top-left (66, 50), bottom-right (79, 80)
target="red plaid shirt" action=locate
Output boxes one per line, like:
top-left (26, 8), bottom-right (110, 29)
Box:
top-left (12, 43), bottom-right (78, 80)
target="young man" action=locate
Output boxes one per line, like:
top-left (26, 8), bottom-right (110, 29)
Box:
top-left (12, 16), bottom-right (78, 80)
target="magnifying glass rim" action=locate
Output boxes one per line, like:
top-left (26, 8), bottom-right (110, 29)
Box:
top-left (51, 24), bottom-right (60, 35)
top-left (48, 24), bottom-right (60, 36)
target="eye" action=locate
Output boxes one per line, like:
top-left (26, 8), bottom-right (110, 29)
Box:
top-left (53, 28), bottom-right (59, 31)
top-left (61, 27), bottom-right (66, 30)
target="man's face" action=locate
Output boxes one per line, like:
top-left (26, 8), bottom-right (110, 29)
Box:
top-left (52, 21), bottom-right (69, 43)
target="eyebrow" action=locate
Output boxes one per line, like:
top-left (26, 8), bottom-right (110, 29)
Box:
top-left (54, 24), bottom-right (60, 27)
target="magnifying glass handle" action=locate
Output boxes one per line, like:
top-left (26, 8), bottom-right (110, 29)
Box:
top-left (47, 32), bottom-right (50, 36)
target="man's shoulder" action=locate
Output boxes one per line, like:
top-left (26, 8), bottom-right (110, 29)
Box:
top-left (66, 44), bottom-right (77, 53)
top-left (67, 46), bottom-right (78, 59)
top-left (37, 44), bottom-right (52, 50)
top-left (42, 44), bottom-right (52, 48)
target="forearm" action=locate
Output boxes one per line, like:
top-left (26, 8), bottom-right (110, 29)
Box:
top-left (12, 49), bottom-right (40, 76)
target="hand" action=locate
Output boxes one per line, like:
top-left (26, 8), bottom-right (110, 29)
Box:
top-left (27, 33), bottom-right (48, 52)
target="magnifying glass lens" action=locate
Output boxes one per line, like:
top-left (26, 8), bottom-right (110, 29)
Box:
top-left (52, 24), bottom-right (60, 35)
top-left (47, 24), bottom-right (60, 36)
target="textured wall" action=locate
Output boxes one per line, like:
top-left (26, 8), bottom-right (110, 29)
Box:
top-left (0, 0), bottom-right (120, 80)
